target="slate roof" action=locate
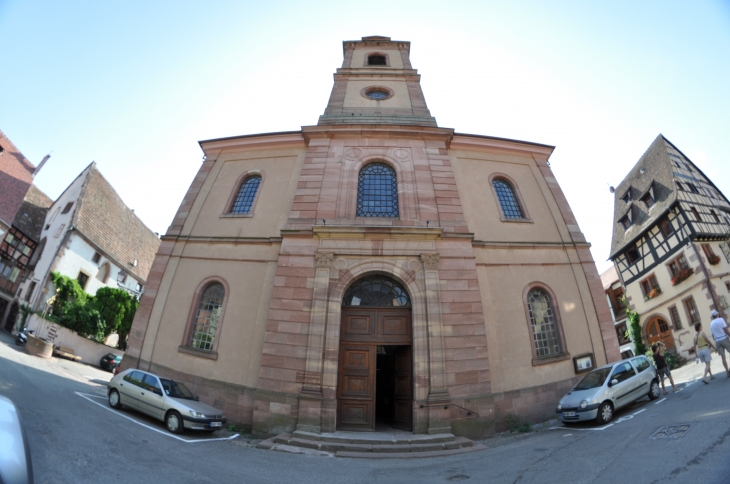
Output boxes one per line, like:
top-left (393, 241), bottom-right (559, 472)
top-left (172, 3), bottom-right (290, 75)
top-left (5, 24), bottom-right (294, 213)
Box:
top-left (608, 134), bottom-right (728, 259)
top-left (12, 185), bottom-right (52, 241)
top-left (73, 163), bottom-right (160, 282)
top-left (0, 130), bottom-right (35, 228)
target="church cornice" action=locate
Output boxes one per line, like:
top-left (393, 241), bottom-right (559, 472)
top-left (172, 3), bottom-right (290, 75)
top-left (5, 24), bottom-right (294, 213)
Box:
top-left (312, 225), bottom-right (443, 240)
top-left (302, 124), bottom-right (454, 145)
top-left (450, 133), bottom-right (555, 158)
top-left (198, 131), bottom-right (305, 154)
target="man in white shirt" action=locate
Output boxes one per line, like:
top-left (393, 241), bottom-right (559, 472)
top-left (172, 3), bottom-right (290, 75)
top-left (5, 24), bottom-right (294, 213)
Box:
top-left (709, 309), bottom-right (730, 377)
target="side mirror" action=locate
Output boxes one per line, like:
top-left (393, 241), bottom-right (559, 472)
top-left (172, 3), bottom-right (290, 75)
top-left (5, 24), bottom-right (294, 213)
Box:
top-left (610, 379), bottom-right (619, 387)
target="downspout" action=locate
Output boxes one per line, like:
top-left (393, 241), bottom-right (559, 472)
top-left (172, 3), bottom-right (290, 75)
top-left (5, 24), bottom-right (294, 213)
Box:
top-left (690, 240), bottom-right (722, 312)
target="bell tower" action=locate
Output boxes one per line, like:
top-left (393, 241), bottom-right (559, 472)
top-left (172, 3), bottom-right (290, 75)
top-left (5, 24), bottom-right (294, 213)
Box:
top-left (318, 36), bottom-right (437, 127)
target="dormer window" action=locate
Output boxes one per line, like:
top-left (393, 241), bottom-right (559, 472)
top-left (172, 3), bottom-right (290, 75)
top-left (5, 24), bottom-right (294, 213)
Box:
top-left (621, 191), bottom-right (631, 204)
top-left (641, 193), bottom-right (654, 209)
top-left (619, 215), bottom-right (632, 229)
top-left (368, 54), bottom-right (387, 66)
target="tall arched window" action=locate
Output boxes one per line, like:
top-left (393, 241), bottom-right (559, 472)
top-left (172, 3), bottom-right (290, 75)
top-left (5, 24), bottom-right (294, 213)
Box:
top-left (96, 262), bottom-right (110, 283)
top-left (190, 283), bottom-right (225, 351)
top-left (356, 163), bottom-right (399, 217)
top-left (527, 288), bottom-right (561, 357)
top-left (492, 179), bottom-right (524, 219)
top-left (230, 175), bottom-right (261, 214)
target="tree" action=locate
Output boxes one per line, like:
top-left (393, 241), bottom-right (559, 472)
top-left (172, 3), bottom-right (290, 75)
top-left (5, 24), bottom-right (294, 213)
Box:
top-left (627, 308), bottom-right (647, 356)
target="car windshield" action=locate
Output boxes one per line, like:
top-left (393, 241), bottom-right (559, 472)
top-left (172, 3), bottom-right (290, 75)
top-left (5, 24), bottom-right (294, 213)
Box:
top-left (574, 368), bottom-right (612, 390)
top-left (159, 378), bottom-right (196, 400)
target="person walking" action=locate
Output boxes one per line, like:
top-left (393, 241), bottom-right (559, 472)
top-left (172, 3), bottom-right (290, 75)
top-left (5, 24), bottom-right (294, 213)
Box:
top-left (652, 342), bottom-right (677, 394)
top-left (709, 309), bottom-right (730, 377)
top-left (694, 322), bottom-right (717, 384)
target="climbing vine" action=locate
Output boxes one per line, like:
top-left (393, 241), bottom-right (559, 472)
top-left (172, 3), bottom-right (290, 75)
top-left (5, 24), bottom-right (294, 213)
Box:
top-left (626, 307), bottom-right (647, 356)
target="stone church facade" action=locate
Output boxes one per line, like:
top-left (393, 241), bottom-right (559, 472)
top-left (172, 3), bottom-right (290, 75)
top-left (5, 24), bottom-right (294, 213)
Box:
top-left (123, 36), bottom-right (619, 437)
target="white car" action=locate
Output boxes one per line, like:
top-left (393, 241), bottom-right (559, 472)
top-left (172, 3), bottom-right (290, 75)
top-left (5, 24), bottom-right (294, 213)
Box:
top-left (556, 356), bottom-right (660, 424)
top-left (108, 369), bottom-right (226, 434)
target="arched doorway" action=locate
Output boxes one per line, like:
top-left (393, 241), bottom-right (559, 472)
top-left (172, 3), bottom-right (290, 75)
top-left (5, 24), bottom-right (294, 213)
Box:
top-left (337, 275), bottom-right (412, 431)
top-left (646, 316), bottom-right (675, 351)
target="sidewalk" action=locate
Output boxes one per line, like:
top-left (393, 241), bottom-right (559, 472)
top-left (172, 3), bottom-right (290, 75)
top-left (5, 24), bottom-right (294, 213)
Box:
top-left (669, 351), bottom-right (730, 385)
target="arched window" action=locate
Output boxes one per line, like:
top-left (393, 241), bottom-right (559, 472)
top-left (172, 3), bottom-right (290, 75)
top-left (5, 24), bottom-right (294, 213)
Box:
top-left (190, 283), bottom-right (225, 351)
top-left (356, 163), bottom-right (399, 217)
top-left (492, 179), bottom-right (524, 219)
top-left (96, 262), bottom-right (110, 283)
top-left (343, 275), bottom-right (410, 307)
top-left (527, 288), bottom-right (561, 357)
top-left (230, 175), bottom-right (261, 214)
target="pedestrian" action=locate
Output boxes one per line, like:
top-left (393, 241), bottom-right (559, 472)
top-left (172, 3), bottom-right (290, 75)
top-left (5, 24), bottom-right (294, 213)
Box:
top-left (709, 309), bottom-right (730, 377)
top-left (652, 342), bottom-right (677, 394)
top-left (694, 322), bottom-right (717, 384)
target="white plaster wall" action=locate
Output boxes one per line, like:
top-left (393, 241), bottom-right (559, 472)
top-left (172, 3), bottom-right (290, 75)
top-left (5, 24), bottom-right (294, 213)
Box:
top-left (27, 314), bottom-right (124, 366)
top-left (17, 167), bottom-right (88, 309)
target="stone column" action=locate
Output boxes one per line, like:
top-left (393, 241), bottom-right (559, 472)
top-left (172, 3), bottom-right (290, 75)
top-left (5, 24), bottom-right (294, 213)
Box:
top-left (295, 252), bottom-right (333, 433)
top-left (421, 254), bottom-right (452, 434)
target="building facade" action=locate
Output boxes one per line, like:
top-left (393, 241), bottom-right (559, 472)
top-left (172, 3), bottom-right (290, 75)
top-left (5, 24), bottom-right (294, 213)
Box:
top-left (123, 36), bottom-right (619, 437)
top-left (0, 130), bottom-right (51, 331)
top-left (609, 135), bottom-right (730, 360)
top-left (17, 163), bottom-right (161, 325)
top-left (600, 265), bottom-right (634, 359)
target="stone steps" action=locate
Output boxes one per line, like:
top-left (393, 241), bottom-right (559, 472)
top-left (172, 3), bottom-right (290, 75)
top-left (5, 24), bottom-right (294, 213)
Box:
top-left (260, 431), bottom-right (486, 459)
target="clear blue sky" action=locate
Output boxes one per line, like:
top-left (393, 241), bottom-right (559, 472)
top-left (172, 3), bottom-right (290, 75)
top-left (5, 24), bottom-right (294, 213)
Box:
top-left (1, 1), bottom-right (729, 272)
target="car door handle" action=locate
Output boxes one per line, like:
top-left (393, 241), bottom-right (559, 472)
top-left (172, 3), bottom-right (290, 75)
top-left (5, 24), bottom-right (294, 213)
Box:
top-left (141, 392), bottom-right (145, 395)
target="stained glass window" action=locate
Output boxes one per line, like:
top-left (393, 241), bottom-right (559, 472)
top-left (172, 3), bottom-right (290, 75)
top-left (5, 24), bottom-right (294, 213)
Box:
top-left (356, 163), bottom-right (399, 217)
top-left (230, 175), bottom-right (261, 214)
top-left (493, 179), bottom-right (524, 219)
top-left (366, 90), bottom-right (388, 99)
top-left (527, 288), bottom-right (561, 357)
top-left (190, 283), bottom-right (225, 351)
top-left (343, 276), bottom-right (410, 307)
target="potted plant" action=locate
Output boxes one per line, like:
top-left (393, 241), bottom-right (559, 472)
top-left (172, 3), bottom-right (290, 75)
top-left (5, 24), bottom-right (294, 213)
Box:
top-left (708, 254), bottom-right (721, 265)
top-left (671, 267), bottom-right (694, 286)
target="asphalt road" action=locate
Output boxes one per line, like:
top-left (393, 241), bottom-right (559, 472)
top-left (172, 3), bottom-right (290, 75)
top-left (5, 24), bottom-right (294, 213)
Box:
top-left (2, 330), bottom-right (730, 484)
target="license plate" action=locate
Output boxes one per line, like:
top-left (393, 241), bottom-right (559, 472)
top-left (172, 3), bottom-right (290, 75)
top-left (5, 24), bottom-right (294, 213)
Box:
top-left (210, 421), bottom-right (222, 427)
top-left (562, 412), bottom-right (576, 417)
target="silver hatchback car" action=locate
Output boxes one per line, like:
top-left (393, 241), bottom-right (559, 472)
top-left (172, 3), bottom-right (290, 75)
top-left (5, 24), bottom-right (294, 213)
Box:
top-left (556, 355), bottom-right (660, 424)
top-left (108, 369), bottom-right (226, 434)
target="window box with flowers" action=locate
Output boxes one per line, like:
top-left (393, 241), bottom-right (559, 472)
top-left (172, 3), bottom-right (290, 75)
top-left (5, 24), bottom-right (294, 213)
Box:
top-left (708, 254), bottom-right (721, 265)
top-left (671, 267), bottom-right (694, 286)
top-left (644, 288), bottom-right (662, 301)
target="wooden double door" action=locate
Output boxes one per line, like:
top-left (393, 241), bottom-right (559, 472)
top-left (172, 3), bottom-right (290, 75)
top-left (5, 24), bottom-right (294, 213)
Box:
top-left (646, 316), bottom-right (676, 350)
top-left (337, 308), bottom-right (412, 431)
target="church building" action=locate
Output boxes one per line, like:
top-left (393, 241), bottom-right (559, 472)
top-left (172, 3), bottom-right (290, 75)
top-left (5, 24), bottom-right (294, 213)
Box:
top-left (123, 36), bottom-right (619, 438)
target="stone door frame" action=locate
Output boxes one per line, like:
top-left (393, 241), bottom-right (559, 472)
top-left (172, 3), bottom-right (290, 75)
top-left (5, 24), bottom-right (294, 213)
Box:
top-left (296, 252), bottom-right (452, 435)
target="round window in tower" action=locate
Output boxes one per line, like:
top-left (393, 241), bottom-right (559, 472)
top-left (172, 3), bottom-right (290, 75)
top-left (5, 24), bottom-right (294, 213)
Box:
top-left (361, 86), bottom-right (394, 101)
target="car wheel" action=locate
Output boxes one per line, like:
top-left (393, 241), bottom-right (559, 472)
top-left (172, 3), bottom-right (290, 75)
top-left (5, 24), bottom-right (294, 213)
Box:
top-left (648, 380), bottom-right (661, 400)
top-left (596, 402), bottom-right (613, 424)
top-left (166, 410), bottom-right (184, 434)
top-left (108, 390), bottom-right (122, 409)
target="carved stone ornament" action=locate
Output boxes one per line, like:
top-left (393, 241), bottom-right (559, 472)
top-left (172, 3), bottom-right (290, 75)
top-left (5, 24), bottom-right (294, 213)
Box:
top-left (314, 252), bottom-right (334, 268)
top-left (421, 254), bottom-right (440, 270)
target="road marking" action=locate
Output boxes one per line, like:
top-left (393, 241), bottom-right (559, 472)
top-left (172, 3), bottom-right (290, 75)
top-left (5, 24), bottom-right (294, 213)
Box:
top-left (655, 398), bottom-right (667, 405)
top-left (75, 392), bottom-right (239, 443)
top-left (548, 424), bottom-right (613, 431)
top-left (633, 409), bottom-right (646, 416)
top-left (563, 434), bottom-right (572, 437)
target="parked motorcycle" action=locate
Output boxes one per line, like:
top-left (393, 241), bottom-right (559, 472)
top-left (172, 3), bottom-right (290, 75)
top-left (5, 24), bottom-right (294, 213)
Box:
top-left (15, 328), bottom-right (34, 347)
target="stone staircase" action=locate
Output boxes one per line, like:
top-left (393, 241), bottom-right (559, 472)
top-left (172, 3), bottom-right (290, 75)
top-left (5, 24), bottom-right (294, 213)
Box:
top-left (259, 430), bottom-right (486, 459)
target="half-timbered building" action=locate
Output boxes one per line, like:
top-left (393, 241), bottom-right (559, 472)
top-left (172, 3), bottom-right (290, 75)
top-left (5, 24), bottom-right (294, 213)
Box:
top-left (609, 135), bottom-right (730, 359)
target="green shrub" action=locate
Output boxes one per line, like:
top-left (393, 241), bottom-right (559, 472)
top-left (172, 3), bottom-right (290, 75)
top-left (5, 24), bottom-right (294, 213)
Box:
top-left (627, 309), bottom-right (647, 356)
top-left (47, 272), bottom-right (139, 348)
top-left (505, 413), bottom-right (532, 433)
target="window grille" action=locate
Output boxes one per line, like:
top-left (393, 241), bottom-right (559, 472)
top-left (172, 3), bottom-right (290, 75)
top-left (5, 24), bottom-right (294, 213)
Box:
top-left (230, 176), bottom-right (262, 214)
top-left (190, 283), bottom-right (225, 351)
top-left (356, 163), bottom-right (399, 217)
top-left (721, 243), bottom-right (730, 263)
top-left (527, 288), bottom-right (561, 357)
top-left (342, 275), bottom-right (410, 307)
top-left (493, 180), bottom-right (524, 219)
